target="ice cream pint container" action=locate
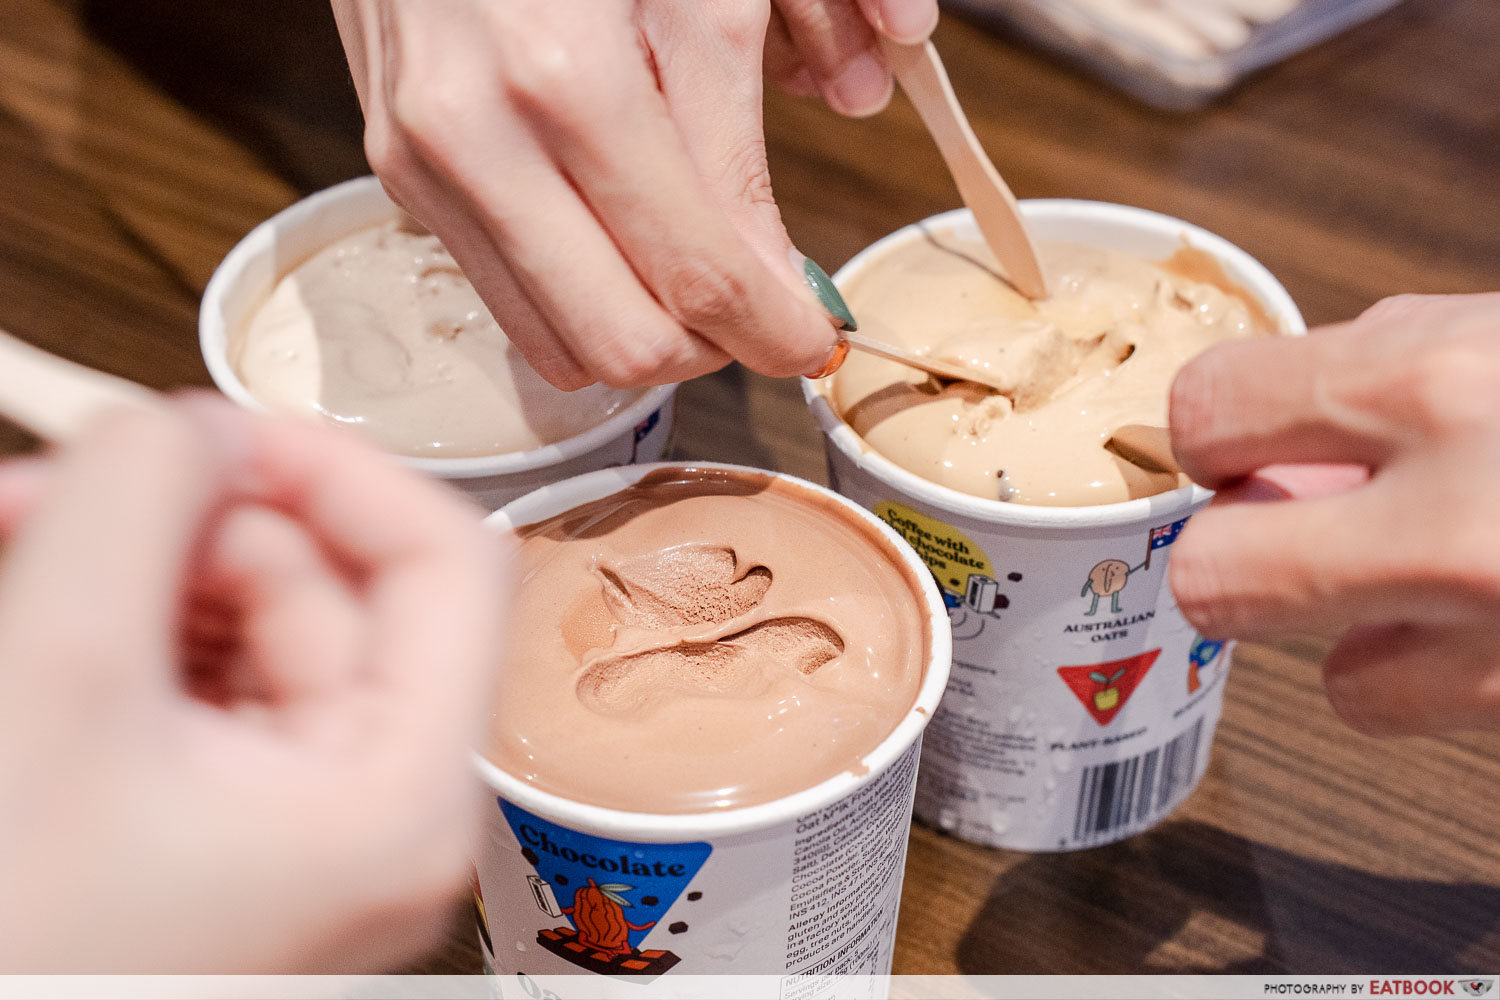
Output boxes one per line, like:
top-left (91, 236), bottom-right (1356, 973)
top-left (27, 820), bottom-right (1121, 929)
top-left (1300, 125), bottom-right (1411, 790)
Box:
top-left (803, 201), bottom-right (1306, 851)
top-left (200, 176), bottom-right (675, 511)
top-left (473, 462), bottom-right (951, 982)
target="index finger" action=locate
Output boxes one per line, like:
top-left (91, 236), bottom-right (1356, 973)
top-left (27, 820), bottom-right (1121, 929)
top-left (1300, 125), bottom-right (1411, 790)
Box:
top-left (522, 9), bottom-right (842, 378)
top-left (1169, 323), bottom-right (1397, 490)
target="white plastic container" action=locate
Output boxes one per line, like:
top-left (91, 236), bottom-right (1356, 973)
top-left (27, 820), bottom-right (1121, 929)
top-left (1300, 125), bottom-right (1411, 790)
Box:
top-left (473, 462), bottom-right (951, 982)
top-left (803, 201), bottom-right (1305, 850)
top-left (200, 176), bottom-right (675, 511)
top-left (948, 0), bottom-right (1406, 109)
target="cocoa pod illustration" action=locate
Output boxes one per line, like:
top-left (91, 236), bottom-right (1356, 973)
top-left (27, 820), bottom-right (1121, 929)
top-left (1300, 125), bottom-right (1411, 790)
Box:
top-left (560, 879), bottom-right (656, 957)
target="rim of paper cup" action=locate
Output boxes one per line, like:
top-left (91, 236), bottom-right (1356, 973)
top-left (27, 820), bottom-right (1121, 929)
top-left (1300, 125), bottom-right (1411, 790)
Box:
top-left (471, 461), bottom-right (953, 842)
top-left (199, 175), bottom-right (676, 480)
top-left (800, 200), bottom-right (1308, 530)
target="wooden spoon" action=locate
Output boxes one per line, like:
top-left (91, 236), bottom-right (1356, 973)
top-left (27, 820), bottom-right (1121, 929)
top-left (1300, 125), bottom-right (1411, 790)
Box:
top-left (880, 38), bottom-right (1048, 301)
top-left (1105, 423), bottom-right (1181, 475)
top-left (842, 331), bottom-right (1014, 395)
top-left (0, 327), bottom-right (157, 441)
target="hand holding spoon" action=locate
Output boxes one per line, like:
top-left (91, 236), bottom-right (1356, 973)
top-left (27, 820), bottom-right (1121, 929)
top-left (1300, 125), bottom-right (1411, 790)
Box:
top-left (880, 38), bottom-right (1048, 301)
top-left (824, 40), bottom-right (1050, 387)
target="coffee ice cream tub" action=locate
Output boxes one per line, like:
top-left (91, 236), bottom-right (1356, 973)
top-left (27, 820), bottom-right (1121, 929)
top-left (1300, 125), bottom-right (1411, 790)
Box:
top-left (200, 176), bottom-right (675, 511)
top-left (473, 462), bottom-right (951, 981)
top-left (803, 201), bottom-right (1305, 851)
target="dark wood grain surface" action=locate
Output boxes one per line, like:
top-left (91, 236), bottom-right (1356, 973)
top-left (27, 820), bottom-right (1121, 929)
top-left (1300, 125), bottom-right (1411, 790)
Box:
top-left (2, 0), bottom-right (1497, 976)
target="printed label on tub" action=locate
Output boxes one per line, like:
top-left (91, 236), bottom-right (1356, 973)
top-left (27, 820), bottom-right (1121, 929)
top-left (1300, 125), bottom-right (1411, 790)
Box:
top-left (835, 460), bottom-right (1225, 851)
top-left (497, 803), bottom-right (710, 977)
top-left (599, 405), bottom-right (671, 471)
top-left (474, 742), bottom-right (921, 983)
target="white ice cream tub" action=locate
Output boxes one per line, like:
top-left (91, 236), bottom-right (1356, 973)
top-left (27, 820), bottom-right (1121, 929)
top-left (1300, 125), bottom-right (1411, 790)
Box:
top-left (473, 462), bottom-right (951, 983)
top-left (802, 201), bottom-right (1306, 851)
top-left (200, 176), bottom-right (676, 511)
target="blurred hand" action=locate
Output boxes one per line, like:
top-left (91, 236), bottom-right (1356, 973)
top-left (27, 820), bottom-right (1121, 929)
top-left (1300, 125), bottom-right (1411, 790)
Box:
top-left (0, 398), bottom-right (507, 971)
top-left (330, 0), bottom-right (934, 390)
top-left (1169, 293), bottom-right (1500, 737)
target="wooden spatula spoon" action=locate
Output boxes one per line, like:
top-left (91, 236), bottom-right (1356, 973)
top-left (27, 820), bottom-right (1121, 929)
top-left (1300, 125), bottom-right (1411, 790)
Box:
top-left (880, 38), bottom-right (1048, 301)
top-left (1105, 424), bottom-right (1181, 475)
top-left (841, 331), bottom-right (1013, 395)
top-left (0, 328), bottom-right (157, 442)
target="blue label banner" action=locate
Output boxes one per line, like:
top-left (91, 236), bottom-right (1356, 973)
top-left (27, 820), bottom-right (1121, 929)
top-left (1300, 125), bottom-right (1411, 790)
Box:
top-left (499, 800), bottom-right (711, 956)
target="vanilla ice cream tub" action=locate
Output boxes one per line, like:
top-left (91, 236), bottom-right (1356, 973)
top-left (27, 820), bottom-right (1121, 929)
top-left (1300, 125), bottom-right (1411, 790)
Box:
top-left (473, 463), bottom-right (951, 984)
top-left (200, 177), bottom-right (675, 511)
top-left (803, 201), bottom-right (1305, 851)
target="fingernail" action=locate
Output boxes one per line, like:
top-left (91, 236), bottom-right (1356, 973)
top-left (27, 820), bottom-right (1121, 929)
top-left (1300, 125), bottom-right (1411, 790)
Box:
top-left (802, 258), bottom-right (858, 332)
top-left (825, 51), bottom-right (891, 118)
top-left (806, 340), bottom-right (851, 379)
top-left (879, 0), bottom-right (939, 43)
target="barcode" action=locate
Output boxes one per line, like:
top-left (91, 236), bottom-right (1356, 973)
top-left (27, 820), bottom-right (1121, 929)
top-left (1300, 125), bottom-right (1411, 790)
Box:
top-left (1071, 718), bottom-right (1205, 844)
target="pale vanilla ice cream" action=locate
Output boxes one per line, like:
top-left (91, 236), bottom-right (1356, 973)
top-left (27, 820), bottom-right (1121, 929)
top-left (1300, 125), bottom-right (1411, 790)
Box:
top-left (231, 219), bottom-right (642, 458)
top-left (830, 233), bottom-right (1276, 506)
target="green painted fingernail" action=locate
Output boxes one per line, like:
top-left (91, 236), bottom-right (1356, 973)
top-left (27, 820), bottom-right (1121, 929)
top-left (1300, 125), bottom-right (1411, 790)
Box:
top-left (803, 258), bottom-right (858, 332)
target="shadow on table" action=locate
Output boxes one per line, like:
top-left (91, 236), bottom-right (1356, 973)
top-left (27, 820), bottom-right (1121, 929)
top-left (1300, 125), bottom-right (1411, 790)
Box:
top-left (80, 0), bottom-right (366, 193)
top-left (956, 820), bottom-right (1500, 973)
top-left (667, 364), bottom-right (784, 473)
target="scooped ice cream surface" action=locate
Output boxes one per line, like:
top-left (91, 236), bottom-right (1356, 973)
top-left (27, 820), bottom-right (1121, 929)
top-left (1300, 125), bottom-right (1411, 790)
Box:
top-left (489, 467), bottom-right (930, 814)
top-left (830, 232), bottom-right (1277, 505)
top-left (231, 219), bottom-right (642, 458)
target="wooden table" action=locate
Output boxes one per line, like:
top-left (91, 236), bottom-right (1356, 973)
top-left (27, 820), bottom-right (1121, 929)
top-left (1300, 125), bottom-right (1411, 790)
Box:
top-left (2, 0), bottom-right (1497, 976)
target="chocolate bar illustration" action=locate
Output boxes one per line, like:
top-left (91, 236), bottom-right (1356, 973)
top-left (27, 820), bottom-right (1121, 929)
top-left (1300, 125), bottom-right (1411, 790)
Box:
top-left (528, 874), bottom-right (563, 918)
top-left (965, 574), bottom-right (999, 613)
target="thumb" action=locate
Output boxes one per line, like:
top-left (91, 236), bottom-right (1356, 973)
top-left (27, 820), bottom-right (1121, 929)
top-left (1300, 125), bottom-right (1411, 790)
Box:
top-left (0, 402), bottom-right (230, 708)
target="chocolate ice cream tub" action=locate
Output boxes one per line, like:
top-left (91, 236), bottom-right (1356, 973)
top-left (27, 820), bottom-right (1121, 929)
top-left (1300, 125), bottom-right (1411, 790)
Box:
top-left (200, 177), bottom-right (675, 511)
top-left (803, 201), bottom-right (1305, 850)
top-left (472, 462), bottom-right (950, 983)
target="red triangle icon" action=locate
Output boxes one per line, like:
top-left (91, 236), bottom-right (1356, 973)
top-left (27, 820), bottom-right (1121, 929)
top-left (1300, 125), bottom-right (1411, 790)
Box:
top-left (1057, 649), bottom-right (1161, 726)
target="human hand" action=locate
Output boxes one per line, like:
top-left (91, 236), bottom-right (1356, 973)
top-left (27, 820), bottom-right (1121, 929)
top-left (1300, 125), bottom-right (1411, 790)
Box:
top-left (332, 0), bottom-right (896, 391)
top-left (1169, 293), bottom-right (1500, 737)
top-left (765, 0), bottom-right (938, 113)
top-left (0, 397), bottom-right (507, 971)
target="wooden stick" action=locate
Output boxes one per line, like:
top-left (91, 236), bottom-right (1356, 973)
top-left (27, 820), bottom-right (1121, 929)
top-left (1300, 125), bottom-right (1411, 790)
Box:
top-left (844, 331), bottom-right (1012, 394)
top-left (880, 38), bottom-right (1049, 301)
top-left (0, 328), bottom-right (158, 442)
top-left (1106, 423), bottom-right (1181, 475)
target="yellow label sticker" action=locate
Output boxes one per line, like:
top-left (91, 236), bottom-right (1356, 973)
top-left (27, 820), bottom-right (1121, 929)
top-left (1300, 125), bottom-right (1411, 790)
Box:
top-left (873, 501), bottom-right (993, 595)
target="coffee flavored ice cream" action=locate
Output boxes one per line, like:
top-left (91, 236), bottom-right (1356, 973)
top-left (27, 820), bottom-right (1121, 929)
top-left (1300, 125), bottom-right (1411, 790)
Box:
top-left (489, 468), bottom-right (930, 814)
top-left (231, 219), bottom-right (641, 458)
top-left (830, 233), bottom-right (1277, 506)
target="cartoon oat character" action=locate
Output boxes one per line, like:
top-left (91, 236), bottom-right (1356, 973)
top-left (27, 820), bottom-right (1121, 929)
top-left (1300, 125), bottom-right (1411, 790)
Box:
top-left (1079, 518), bottom-right (1188, 616)
top-left (1081, 559), bottom-right (1135, 616)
